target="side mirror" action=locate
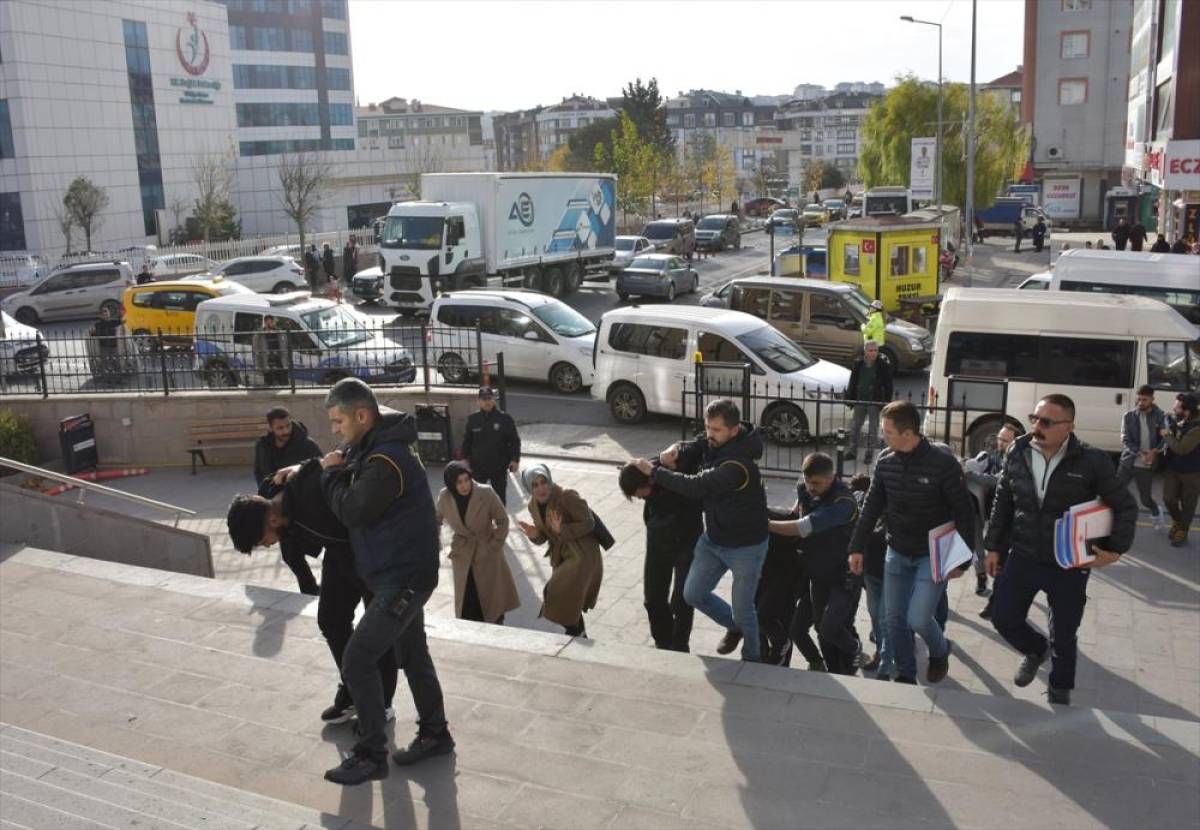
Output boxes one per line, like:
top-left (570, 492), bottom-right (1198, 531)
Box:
top-left (523, 330), bottom-right (540, 341)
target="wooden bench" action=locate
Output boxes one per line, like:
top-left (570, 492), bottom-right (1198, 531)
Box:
top-left (187, 417), bottom-right (265, 475)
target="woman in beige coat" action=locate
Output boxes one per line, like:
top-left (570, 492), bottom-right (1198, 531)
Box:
top-left (517, 464), bottom-right (603, 637)
top-left (437, 462), bottom-right (520, 624)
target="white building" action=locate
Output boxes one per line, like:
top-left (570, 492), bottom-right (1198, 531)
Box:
top-left (533, 95), bottom-right (616, 161)
top-left (774, 91), bottom-right (880, 186)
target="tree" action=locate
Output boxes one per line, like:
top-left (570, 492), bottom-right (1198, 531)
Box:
top-left (277, 152), bottom-right (335, 255)
top-left (706, 144), bottom-right (738, 215)
top-left (545, 144), bottom-right (572, 172)
top-left (401, 138), bottom-right (443, 198)
top-left (683, 133), bottom-right (719, 215)
top-left (621, 77), bottom-right (673, 155)
top-left (595, 112), bottom-right (657, 227)
top-left (566, 116), bottom-right (619, 170)
top-left (191, 153), bottom-right (235, 243)
top-left (49, 199), bottom-right (76, 255)
top-left (62, 177), bottom-right (109, 252)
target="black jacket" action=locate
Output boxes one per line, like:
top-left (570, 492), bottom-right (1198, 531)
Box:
top-left (654, 422), bottom-right (768, 547)
top-left (849, 437), bottom-right (974, 558)
top-left (795, 479), bottom-right (859, 584)
top-left (643, 457), bottom-right (704, 551)
top-left (261, 458), bottom-right (352, 558)
top-left (322, 248), bottom-right (335, 274)
top-left (253, 421), bottom-right (322, 485)
top-left (462, 408), bottom-right (521, 474)
top-left (846, 354), bottom-right (894, 405)
top-left (984, 433), bottom-right (1137, 565)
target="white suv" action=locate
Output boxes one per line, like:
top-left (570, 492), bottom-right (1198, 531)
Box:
top-left (201, 255), bottom-right (306, 294)
top-left (428, 289), bottom-right (597, 393)
top-left (0, 261), bottom-right (135, 325)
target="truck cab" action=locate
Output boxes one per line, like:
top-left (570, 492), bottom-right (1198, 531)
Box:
top-left (378, 201), bottom-right (486, 314)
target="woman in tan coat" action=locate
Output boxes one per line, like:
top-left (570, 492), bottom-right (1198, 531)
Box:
top-left (517, 464), bottom-right (603, 637)
top-left (437, 462), bottom-right (520, 624)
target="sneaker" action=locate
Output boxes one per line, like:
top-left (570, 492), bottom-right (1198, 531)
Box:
top-left (926, 641), bottom-right (952, 684)
top-left (1047, 687), bottom-right (1071, 706)
top-left (975, 576), bottom-right (990, 597)
top-left (321, 685), bottom-right (355, 724)
top-left (391, 729), bottom-right (456, 766)
top-left (324, 750), bottom-right (388, 786)
top-left (894, 675), bottom-right (917, 685)
top-left (1151, 513), bottom-right (1164, 533)
top-left (716, 629), bottom-right (743, 655)
top-left (978, 597), bottom-right (994, 620)
top-left (807, 657), bottom-right (827, 672)
top-left (1170, 526), bottom-right (1188, 547)
top-left (1014, 646), bottom-right (1048, 687)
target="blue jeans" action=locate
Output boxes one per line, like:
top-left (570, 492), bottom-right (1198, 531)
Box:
top-left (883, 548), bottom-right (948, 679)
top-left (864, 573), bottom-right (894, 676)
top-left (684, 534), bottom-right (768, 661)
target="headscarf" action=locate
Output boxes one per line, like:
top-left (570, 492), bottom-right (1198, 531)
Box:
top-left (444, 461), bottom-right (472, 522)
top-left (521, 463), bottom-right (553, 493)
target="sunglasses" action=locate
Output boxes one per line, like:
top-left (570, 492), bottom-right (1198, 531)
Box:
top-left (1027, 413), bottom-right (1072, 429)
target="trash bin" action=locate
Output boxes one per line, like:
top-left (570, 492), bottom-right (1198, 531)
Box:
top-left (59, 413), bottom-right (98, 474)
top-left (415, 404), bottom-right (451, 463)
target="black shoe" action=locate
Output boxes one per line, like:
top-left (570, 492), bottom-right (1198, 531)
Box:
top-left (975, 576), bottom-right (990, 597)
top-left (806, 658), bottom-right (827, 672)
top-left (1047, 687), bottom-right (1071, 706)
top-left (926, 641), bottom-right (951, 684)
top-left (392, 729), bottom-right (456, 766)
top-left (895, 675), bottom-right (918, 685)
top-left (324, 750), bottom-right (388, 786)
top-left (874, 672), bottom-right (892, 682)
top-left (1014, 646), bottom-right (1048, 688)
top-left (716, 629), bottom-right (742, 655)
top-left (321, 685), bottom-right (355, 724)
top-left (978, 597), bottom-right (994, 620)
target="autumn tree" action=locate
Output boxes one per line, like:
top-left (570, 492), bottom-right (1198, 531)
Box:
top-left (191, 153), bottom-right (235, 242)
top-left (595, 112), bottom-right (657, 226)
top-left (566, 116), bottom-right (618, 170)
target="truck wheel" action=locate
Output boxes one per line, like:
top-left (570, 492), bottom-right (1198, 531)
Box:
top-left (608, 383), bottom-right (646, 424)
top-left (563, 262), bottom-right (583, 295)
top-left (438, 352), bottom-right (469, 383)
top-left (549, 362), bottom-right (583, 394)
top-left (543, 266), bottom-right (564, 298)
top-left (523, 267), bottom-right (541, 290)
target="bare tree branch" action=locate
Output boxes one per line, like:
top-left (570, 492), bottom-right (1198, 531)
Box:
top-left (49, 198), bottom-right (76, 255)
top-left (401, 138), bottom-right (443, 199)
top-left (191, 154), bottom-right (234, 242)
top-left (277, 152), bottom-right (336, 254)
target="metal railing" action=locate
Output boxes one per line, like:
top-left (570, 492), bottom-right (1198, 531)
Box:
top-left (0, 456), bottom-right (196, 526)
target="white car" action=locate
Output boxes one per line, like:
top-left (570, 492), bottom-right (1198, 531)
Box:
top-left (199, 255), bottom-right (306, 294)
top-left (261, 243), bottom-right (302, 258)
top-left (0, 261), bottom-right (135, 324)
top-left (0, 310), bottom-right (49, 376)
top-left (610, 235), bottom-right (654, 273)
top-left (150, 253), bottom-right (220, 278)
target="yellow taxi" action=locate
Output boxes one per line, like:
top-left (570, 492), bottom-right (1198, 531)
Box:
top-left (122, 277), bottom-right (253, 349)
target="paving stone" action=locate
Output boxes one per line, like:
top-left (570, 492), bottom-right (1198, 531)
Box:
top-left (0, 793), bottom-right (117, 830)
top-left (0, 766), bottom-right (195, 829)
top-left (497, 783), bottom-right (621, 830)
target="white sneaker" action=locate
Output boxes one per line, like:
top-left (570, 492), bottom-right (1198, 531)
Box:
top-left (1152, 513), bottom-right (1164, 532)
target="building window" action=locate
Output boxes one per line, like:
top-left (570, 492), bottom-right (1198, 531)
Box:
top-left (665, 114), bottom-right (678, 126)
top-left (0, 193), bottom-right (25, 251)
top-left (1060, 31), bottom-right (1089, 59)
top-left (323, 31), bottom-right (348, 54)
top-left (740, 149), bottom-right (755, 169)
top-left (837, 128), bottom-right (855, 139)
top-left (290, 28), bottom-right (314, 52)
top-left (329, 103), bottom-right (353, 126)
top-left (321, 0), bottom-right (347, 19)
top-left (1062, 0), bottom-right (1091, 9)
top-left (123, 20), bottom-right (162, 236)
top-left (327, 66), bottom-right (352, 91)
top-left (683, 113), bottom-right (695, 128)
top-left (332, 138), bottom-right (355, 150)
top-left (239, 138), bottom-right (325, 156)
top-left (703, 112), bottom-right (716, 127)
top-left (722, 112), bottom-right (735, 127)
top-left (230, 24), bottom-right (248, 49)
top-left (1058, 78), bottom-right (1088, 105)
top-left (0, 100), bottom-right (13, 159)
top-left (837, 143), bottom-right (856, 154)
top-left (742, 111), bottom-right (754, 127)
top-left (236, 102), bottom-right (321, 127)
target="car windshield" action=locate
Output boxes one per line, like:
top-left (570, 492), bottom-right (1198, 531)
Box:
top-left (628, 256), bottom-right (668, 272)
top-left (804, 204), bottom-right (823, 212)
top-left (697, 217), bottom-right (726, 230)
top-left (615, 238), bottom-right (637, 251)
top-left (381, 215), bottom-right (443, 250)
top-left (841, 288), bottom-right (871, 321)
top-left (531, 303), bottom-right (596, 338)
top-left (642, 224), bottom-right (676, 240)
top-left (737, 325), bottom-right (816, 374)
top-left (300, 305), bottom-right (372, 347)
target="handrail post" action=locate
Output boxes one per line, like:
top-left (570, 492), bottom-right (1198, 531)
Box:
top-left (157, 329), bottom-right (170, 396)
top-left (36, 333), bottom-right (48, 399)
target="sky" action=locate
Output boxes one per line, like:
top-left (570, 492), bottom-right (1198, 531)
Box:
top-left (348, 0), bottom-right (1025, 112)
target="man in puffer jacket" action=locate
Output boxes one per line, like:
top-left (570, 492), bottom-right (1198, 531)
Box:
top-left (985, 394), bottom-right (1137, 706)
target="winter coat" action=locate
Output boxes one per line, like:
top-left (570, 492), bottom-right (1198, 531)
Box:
top-left (253, 420), bottom-right (322, 485)
top-left (861, 310), bottom-right (885, 346)
top-left (846, 353), bottom-right (894, 405)
top-left (1162, 415), bottom-right (1200, 474)
top-left (322, 248), bottom-right (336, 276)
top-left (525, 485), bottom-right (603, 627)
top-left (437, 483), bottom-right (519, 623)
top-left (462, 408), bottom-right (521, 474)
top-left (1119, 405), bottom-right (1167, 473)
top-left (795, 479), bottom-right (859, 584)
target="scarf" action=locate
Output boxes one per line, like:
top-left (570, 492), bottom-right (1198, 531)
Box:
top-left (444, 461), bottom-right (472, 523)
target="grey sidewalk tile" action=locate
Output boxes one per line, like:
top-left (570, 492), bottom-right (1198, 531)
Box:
top-left (608, 804), bottom-right (730, 830)
top-left (571, 690), bottom-right (704, 737)
top-left (0, 747), bottom-right (57, 779)
top-left (611, 766), bottom-right (697, 815)
top-left (426, 614), bottom-right (572, 657)
top-left (2, 547), bottom-right (79, 570)
top-left (457, 735), bottom-right (631, 802)
top-left (0, 724), bottom-right (160, 777)
top-left (516, 713), bottom-right (609, 756)
top-left (0, 767), bottom-right (195, 829)
top-left (497, 783), bottom-right (622, 830)
top-left (0, 793), bottom-right (118, 830)
top-left (556, 637), bottom-right (742, 683)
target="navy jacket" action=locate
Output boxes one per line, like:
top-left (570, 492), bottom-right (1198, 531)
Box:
top-left (795, 479), bottom-right (859, 583)
top-left (1119, 406), bottom-right (1166, 470)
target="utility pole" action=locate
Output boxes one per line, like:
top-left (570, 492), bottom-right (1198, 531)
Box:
top-left (965, 0), bottom-right (977, 287)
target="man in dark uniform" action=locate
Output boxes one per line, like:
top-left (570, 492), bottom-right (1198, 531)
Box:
top-left (462, 386), bottom-right (521, 508)
top-left (252, 407), bottom-right (322, 595)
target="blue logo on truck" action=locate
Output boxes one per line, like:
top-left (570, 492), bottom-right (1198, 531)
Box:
top-left (510, 192), bottom-right (535, 227)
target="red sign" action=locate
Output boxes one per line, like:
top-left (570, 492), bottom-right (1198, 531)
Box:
top-left (862, 239), bottom-right (876, 254)
top-left (176, 11), bottom-right (211, 77)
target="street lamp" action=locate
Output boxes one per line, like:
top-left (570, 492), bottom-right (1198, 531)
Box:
top-left (901, 15), bottom-right (943, 209)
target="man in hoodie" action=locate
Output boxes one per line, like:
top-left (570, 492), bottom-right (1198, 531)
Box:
top-left (1119, 386), bottom-right (1167, 532)
top-left (632, 398), bottom-right (769, 662)
top-left (318, 379), bottom-right (448, 785)
top-left (252, 408), bottom-right (323, 595)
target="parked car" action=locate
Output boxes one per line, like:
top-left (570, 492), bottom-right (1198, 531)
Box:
top-left (801, 204), bottom-right (830, 226)
top-left (123, 277), bottom-right (253, 350)
top-left (847, 196), bottom-right (864, 218)
top-left (822, 198), bottom-right (846, 220)
top-left (261, 244), bottom-right (303, 258)
top-left (116, 245), bottom-right (157, 274)
top-left (0, 261), bottom-right (135, 325)
top-left (641, 218), bottom-right (696, 255)
top-left (0, 253), bottom-right (48, 288)
top-left (149, 253), bottom-right (220, 278)
top-left (611, 235), bottom-right (654, 273)
top-left (0, 310), bottom-right (50, 377)
top-left (428, 289), bottom-right (597, 394)
top-left (767, 211), bottom-right (803, 239)
top-left (616, 254), bottom-right (699, 302)
top-left (198, 255), bottom-right (306, 294)
top-left (350, 265), bottom-right (385, 302)
top-left (694, 214), bottom-right (742, 252)
top-left (743, 197), bottom-right (787, 217)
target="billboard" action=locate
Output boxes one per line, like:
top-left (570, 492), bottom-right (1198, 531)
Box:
top-left (910, 137), bottom-right (936, 201)
top-left (1043, 178), bottom-right (1082, 220)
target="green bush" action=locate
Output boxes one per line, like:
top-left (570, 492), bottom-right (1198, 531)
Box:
top-left (0, 408), bottom-right (36, 475)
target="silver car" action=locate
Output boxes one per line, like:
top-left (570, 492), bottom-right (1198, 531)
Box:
top-left (0, 261), bottom-right (134, 325)
top-left (615, 254), bottom-right (698, 302)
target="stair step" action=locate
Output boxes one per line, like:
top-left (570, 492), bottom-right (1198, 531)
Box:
top-left (0, 725), bottom-right (159, 777)
top-left (0, 793), bottom-right (117, 830)
top-left (0, 767), bottom-right (192, 830)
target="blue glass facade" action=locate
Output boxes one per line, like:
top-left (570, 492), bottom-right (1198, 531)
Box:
top-left (0, 100), bottom-right (13, 159)
top-left (122, 20), bottom-right (163, 236)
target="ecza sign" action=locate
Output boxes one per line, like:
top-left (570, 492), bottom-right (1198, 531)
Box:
top-left (1149, 140), bottom-right (1200, 190)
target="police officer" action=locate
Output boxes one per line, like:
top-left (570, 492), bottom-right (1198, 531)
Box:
top-left (462, 387), bottom-right (521, 508)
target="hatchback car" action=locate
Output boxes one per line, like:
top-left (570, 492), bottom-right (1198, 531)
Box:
top-left (123, 277), bottom-right (253, 349)
top-left (200, 255), bottom-right (306, 294)
top-left (694, 215), bottom-right (742, 252)
top-left (0, 261), bottom-right (135, 325)
top-left (822, 198), bottom-right (846, 220)
top-left (743, 197), bottom-right (786, 217)
top-left (616, 254), bottom-right (699, 302)
top-left (641, 218), bottom-right (696, 255)
top-left (610, 236), bottom-right (654, 273)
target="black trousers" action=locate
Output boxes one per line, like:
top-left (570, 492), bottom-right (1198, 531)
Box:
top-left (807, 574), bottom-right (862, 675)
top-left (643, 533), bottom-right (696, 652)
top-left (472, 467), bottom-right (508, 507)
top-left (787, 575), bottom-right (824, 666)
top-left (757, 528), bottom-right (807, 666)
top-left (991, 553), bottom-right (1090, 690)
top-left (317, 549), bottom-right (398, 706)
top-left (280, 538), bottom-right (319, 596)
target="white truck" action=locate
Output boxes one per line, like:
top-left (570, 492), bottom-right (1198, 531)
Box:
top-left (370, 172), bottom-right (617, 314)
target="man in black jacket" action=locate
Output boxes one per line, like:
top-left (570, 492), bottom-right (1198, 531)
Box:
top-left (848, 401), bottom-right (974, 684)
top-left (318, 379), bottom-right (449, 785)
top-left (845, 341), bottom-right (894, 463)
top-left (633, 398), bottom-right (769, 662)
top-left (252, 408), bottom-right (323, 595)
top-left (985, 394), bottom-right (1136, 706)
top-left (462, 387), bottom-right (521, 507)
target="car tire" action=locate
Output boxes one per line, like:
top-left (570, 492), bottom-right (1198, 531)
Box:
top-left (273, 282), bottom-right (297, 294)
top-left (203, 361), bottom-right (238, 389)
top-left (549, 362), bottom-right (583, 394)
top-left (608, 383), bottom-right (646, 424)
top-left (100, 299), bottom-right (122, 318)
top-left (438, 352), bottom-right (469, 383)
top-left (665, 282), bottom-right (676, 302)
top-left (616, 291), bottom-right (629, 302)
top-left (763, 403), bottom-right (809, 447)
top-left (880, 346), bottom-right (901, 373)
top-left (563, 262), bottom-right (583, 295)
top-left (14, 307), bottom-right (38, 326)
top-left (131, 329), bottom-right (160, 354)
top-left (543, 266), bottom-right (564, 298)
top-left (966, 416), bottom-right (1022, 456)
top-left (691, 274), bottom-right (699, 294)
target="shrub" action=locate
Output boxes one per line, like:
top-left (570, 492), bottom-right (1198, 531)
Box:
top-left (0, 408), bottom-right (36, 475)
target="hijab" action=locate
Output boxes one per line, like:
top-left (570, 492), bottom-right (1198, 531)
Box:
top-left (444, 461), bottom-right (472, 522)
top-left (521, 463), bottom-right (553, 492)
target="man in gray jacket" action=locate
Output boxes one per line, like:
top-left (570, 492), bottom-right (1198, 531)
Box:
top-left (1119, 385), bottom-right (1167, 532)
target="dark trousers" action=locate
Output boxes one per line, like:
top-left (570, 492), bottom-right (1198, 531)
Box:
top-left (1119, 465), bottom-right (1160, 516)
top-left (991, 554), bottom-right (1090, 690)
top-left (460, 568), bottom-right (503, 625)
top-left (473, 468), bottom-right (508, 508)
top-left (280, 538), bottom-right (320, 596)
top-left (344, 587), bottom-right (447, 759)
top-left (317, 549), bottom-right (398, 707)
top-left (757, 529), bottom-right (805, 665)
top-left (788, 578), bottom-right (824, 666)
top-left (643, 534), bottom-right (696, 652)
top-left (808, 574), bottom-right (862, 675)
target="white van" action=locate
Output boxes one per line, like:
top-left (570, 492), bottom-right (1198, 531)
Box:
top-left (927, 287), bottom-right (1199, 454)
top-left (593, 305), bottom-right (850, 444)
top-left (193, 292), bottom-right (415, 388)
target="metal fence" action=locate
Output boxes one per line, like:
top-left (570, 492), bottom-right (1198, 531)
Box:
top-left (0, 320), bottom-right (507, 399)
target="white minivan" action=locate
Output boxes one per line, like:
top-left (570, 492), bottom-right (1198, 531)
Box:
top-left (593, 306), bottom-right (850, 444)
top-left (927, 287), bottom-right (1199, 455)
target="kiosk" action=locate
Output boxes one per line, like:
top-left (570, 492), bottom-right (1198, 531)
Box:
top-left (827, 216), bottom-right (941, 313)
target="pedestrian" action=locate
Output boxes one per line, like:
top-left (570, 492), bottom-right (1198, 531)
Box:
top-left (436, 461), bottom-right (519, 624)
top-left (322, 243), bottom-right (336, 288)
top-left (619, 457), bottom-right (702, 653)
top-left (1118, 385), bottom-right (1167, 532)
top-left (1096, 239), bottom-right (1110, 249)
top-left (730, 199), bottom-right (739, 217)
top-left (225, 457), bottom-right (400, 730)
top-left (963, 423), bottom-right (1019, 617)
top-left (634, 398), bottom-right (769, 661)
top-left (756, 508), bottom-right (816, 667)
top-left (1129, 219), bottom-right (1148, 251)
top-left (1032, 217), bottom-right (1047, 253)
top-left (1111, 217), bottom-right (1131, 250)
top-left (343, 236), bottom-right (358, 280)
top-left (1159, 392), bottom-right (1200, 548)
top-left (136, 264), bottom-right (153, 285)
top-left (985, 394), bottom-right (1137, 706)
top-left (1150, 233), bottom-right (1171, 253)
top-left (253, 315), bottom-right (289, 387)
top-left (462, 386), bottom-right (521, 508)
top-left (769, 453), bottom-right (863, 675)
top-left (844, 188), bottom-right (853, 204)
top-left (848, 401), bottom-right (974, 684)
top-left (850, 474), bottom-right (889, 674)
top-left (252, 407), bottom-right (323, 595)
top-left (1060, 242), bottom-right (1071, 252)
top-left (861, 299), bottom-right (886, 348)
top-left (844, 340), bottom-right (893, 464)
top-left (318, 379), bottom-right (451, 784)
top-left (973, 215), bottom-right (986, 243)
top-left (305, 243), bottom-right (321, 289)
top-left (812, 190), bottom-right (820, 206)
top-left (1171, 237), bottom-right (1190, 254)
top-left (1012, 217), bottom-right (1023, 253)
top-left (517, 464), bottom-right (603, 637)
